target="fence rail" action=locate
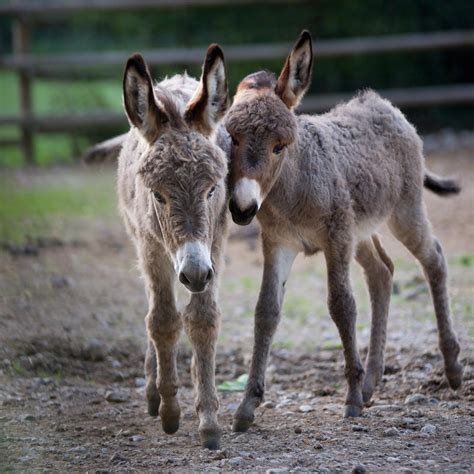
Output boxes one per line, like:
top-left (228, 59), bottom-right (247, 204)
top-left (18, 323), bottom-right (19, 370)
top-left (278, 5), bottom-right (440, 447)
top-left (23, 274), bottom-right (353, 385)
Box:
top-left (0, 0), bottom-right (303, 15)
top-left (1, 0), bottom-right (473, 164)
top-left (2, 30), bottom-right (473, 73)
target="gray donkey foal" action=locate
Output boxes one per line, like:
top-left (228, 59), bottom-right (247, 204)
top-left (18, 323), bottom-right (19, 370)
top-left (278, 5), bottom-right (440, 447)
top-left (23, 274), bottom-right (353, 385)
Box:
top-left (226, 31), bottom-right (463, 432)
top-left (118, 46), bottom-right (229, 449)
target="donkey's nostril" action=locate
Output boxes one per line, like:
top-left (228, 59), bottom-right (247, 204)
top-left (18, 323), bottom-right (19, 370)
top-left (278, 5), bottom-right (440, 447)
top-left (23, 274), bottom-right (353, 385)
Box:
top-left (179, 271), bottom-right (191, 286)
top-left (205, 268), bottom-right (214, 283)
top-left (244, 203), bottom-right (258, 219)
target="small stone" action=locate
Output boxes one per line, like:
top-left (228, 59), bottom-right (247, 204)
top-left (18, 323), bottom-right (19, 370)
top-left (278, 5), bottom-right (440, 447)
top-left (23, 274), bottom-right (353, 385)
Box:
top-left (399, 417), bottom-right (417, 428)
top-left (383, 427), bottom-right (400, 437)
top-left (420, 424), bottom-right (437, 435)
top-left (266, 469), bottom-right (289, 474)
top-left (262, 401), bottom-right (275, 409)
top-left (111, 359), bottom-right (121, 368)
top-left (82, 338), bottom-right (106, 362)
top-left (134, 377), bottom-right (146, 388)
top-left (228, 456), bottom-right (244, 466)
top-left (370, 404), bottom-right (403, 412)
top-left (387, 456), bottom-right (400, 462)
top-left (109, 452), bottom-right (128, 464)
top-left (314, 442), bottom-right (323, 450)
top-left (51, 275), bottom-right (72, 289)
top-left (352, 463), bottom-right (367, 473)
top-left (298, 404), bottom-right (314, 413)
top-left (405, 393), bottom-right (428, 405)
top-left (294, 426), bottom-right (302, 434)
top-left (352, 424), bottom-right (368, 432)
top-left (68, 446), bottom-right (86, 454)
top-left (129, 435), bottom-right (145, 442)
top-left (318, 468), bottom-right (331, 474)
top-left (19, 414), bottom-right (36, 422)
top-left (212, 450), bottom-right (227, 460)
top-left (238, 451), bottom-right (251, 457)
top-left (105, 391), bottom-right (129, 403)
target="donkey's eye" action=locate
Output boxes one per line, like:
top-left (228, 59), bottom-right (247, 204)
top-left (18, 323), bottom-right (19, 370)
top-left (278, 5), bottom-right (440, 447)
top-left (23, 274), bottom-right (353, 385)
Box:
top-left (207, 185), bottom-right (216, 199)
top-left (231, 136), bottom-right (239, 147)
top-left (153, 191), bottom-right (166, 204)
top-left (273, 144), bottom-right (286, 155)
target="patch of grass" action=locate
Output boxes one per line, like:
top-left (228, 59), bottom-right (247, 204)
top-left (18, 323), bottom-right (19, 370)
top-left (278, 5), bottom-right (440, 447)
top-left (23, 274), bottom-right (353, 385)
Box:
top-left (0, 171), bottom-right (117, 242)
top-left (272, 340), bottom-right (295, 350)
top-left (322, 341), bottom-right (343, 351)
top-left (10, 359), bottom-right (27, 376)
top-left (451, 254), bottom-right (474, 268)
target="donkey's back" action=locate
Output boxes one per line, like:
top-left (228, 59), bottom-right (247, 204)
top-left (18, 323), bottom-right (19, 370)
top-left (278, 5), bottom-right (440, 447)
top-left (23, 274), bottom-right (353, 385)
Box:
top-left (299, 90), bottom-right (426, 222)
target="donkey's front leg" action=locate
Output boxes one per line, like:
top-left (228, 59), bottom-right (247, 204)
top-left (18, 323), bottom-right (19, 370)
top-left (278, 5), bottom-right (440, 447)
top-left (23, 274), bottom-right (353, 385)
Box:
top-left (183, 288), bottom-right (221, 450)
top-left (142, 249), bottom-right (183, 434)
top-left (325, 244), bottom-right (365, 417)
top-left (233, 242), bottom-right (297, 432)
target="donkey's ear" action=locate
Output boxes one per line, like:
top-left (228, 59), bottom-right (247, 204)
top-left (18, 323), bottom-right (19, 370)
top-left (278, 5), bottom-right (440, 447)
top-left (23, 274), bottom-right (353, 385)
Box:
top-left (275, 30), bottom-right (313, 109)
top-left (184, 44), bottom-right (230, 136)
top-left (123, 53), bottom-right (169, 143)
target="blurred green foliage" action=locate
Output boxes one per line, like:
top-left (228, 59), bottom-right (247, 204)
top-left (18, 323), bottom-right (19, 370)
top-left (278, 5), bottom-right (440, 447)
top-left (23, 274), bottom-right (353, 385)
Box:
top-left (0, 0), bottom-right (473, 165)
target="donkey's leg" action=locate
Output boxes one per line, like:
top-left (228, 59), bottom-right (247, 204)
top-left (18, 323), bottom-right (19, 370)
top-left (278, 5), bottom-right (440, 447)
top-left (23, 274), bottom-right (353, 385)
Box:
top-left (355, 235), bottom-right (394, 404)
top-left (144, 338), bottom-right (160, 416)
top-left (389, 202), bottom-right (463, 389)
top-left (233, 241), bottom-right (297, 432)
top-left (141, 247), bottom-right (183, 434)
top-left (325, 242), bottom-right (365, 417)
top-left (183, 287), bottom-right (221, 450)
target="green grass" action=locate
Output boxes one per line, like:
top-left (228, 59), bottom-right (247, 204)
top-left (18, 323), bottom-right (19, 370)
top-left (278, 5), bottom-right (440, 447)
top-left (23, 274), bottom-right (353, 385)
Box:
top-left (0, 71), bottom-right (124, 167)
top-left (0, 171), bottom-right (117, 242)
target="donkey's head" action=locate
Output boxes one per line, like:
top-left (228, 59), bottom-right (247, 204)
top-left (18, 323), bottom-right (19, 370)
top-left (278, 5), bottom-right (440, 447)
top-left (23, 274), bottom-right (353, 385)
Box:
top-left (124, 46), bottom-right (229, 293)
top-left (225, 30), bottom-right (313, 225)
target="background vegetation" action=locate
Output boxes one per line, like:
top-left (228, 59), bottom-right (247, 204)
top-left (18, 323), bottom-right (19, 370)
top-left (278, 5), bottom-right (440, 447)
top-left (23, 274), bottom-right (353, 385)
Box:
top-left (0, 0), bottom-right (473, 166)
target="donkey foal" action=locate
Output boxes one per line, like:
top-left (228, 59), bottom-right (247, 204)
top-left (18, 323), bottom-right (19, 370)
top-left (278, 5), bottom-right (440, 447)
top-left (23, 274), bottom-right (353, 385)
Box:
top-left (117, 46), bottom-right (229, 449)
top-left (225, 31), bottom-right (463, 432)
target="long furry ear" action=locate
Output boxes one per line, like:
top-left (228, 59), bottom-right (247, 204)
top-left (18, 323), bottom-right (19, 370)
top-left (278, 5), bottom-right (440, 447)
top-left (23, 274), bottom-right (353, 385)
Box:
top-left (184, 44), bottom-right (230, 136)
top-left (123, 53), bottom-right (169, 143)
top-left (275, 30), bottom-right (313, 109)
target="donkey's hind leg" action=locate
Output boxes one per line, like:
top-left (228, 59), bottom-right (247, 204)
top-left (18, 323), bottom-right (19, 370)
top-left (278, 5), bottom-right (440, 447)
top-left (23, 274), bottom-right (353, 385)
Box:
top-left (355, 235), bottom-right (394, 404)
top-left (389, 201), bottom-right (463, 389)
top-left (145, 338), bottom-right (160, 416)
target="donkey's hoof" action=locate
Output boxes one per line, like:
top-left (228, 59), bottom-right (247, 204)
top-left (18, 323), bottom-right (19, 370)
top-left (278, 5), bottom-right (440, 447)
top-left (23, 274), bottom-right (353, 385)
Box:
top-left (362, 390), bottom-right (373, 406)
top-left (362, 382), bottom-right (375, 405)
top-left (446, 363), bottom-right (463, 390)
top-left (344, 404), bottom-right (363, 418)
top-left (200, 428), bottom-right (221, 450)
top-left (161, 415), bottom-right (180, 434)
top-left (232, 415), bottom-right (254, 433)
top-left (147, 397), bottom-right (160, 417)
top-left (160, 399), bottom-right (180, 434)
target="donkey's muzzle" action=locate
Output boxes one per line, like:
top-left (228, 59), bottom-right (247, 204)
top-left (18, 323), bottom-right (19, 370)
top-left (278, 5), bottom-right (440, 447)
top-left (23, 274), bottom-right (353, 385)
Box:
top-left (179, 265), bottom-right (213, 293)
top-left (176, 241), bottom-right (214, 293)
top-left (229, 198), bottom-right (258, 226)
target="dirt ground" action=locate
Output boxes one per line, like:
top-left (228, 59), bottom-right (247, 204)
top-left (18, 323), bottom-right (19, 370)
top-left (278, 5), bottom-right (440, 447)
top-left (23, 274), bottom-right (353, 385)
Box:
top-left (0, 149), bottom-right (473, 472)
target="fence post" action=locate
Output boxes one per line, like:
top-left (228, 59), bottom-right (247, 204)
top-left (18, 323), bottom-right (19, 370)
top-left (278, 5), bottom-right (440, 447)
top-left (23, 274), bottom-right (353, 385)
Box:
top-left (13, 16), bottom-right (34, 165)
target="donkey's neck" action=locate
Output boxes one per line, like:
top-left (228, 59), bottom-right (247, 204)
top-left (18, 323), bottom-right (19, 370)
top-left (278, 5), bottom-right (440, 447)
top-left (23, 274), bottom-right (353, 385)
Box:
top-left (259, 114), bottom-right (332, 231)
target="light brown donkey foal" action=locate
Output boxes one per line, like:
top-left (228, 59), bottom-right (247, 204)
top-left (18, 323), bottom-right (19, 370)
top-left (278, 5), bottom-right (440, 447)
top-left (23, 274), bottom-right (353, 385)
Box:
top-left (225, 31), bottom-right (463, 432)
top-left (117, 46), bottom-right (229, 449)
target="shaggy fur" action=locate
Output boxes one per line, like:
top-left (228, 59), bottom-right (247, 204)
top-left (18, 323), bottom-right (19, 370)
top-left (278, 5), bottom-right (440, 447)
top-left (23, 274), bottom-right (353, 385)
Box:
top-left (117, 46), bottom-right (229, 450)
top-left (226, 31), bottom-right (463, 432)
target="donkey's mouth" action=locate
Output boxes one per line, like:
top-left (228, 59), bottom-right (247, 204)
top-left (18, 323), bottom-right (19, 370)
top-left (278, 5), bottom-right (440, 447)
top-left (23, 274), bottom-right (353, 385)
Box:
top-left (229, 199), bottom-right (258, 226)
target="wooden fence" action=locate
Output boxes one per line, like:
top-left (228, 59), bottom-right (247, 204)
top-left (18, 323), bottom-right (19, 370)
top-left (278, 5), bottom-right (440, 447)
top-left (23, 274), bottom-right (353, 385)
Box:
top-left (1, 0), bottom-right (474, 164)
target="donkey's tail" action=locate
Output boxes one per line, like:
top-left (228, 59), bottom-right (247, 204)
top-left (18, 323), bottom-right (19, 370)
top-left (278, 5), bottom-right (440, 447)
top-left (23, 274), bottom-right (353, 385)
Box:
top-left (423, 171), bottom-right (460, 196)
top-left (82, 133), bottom-right (127, 164)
